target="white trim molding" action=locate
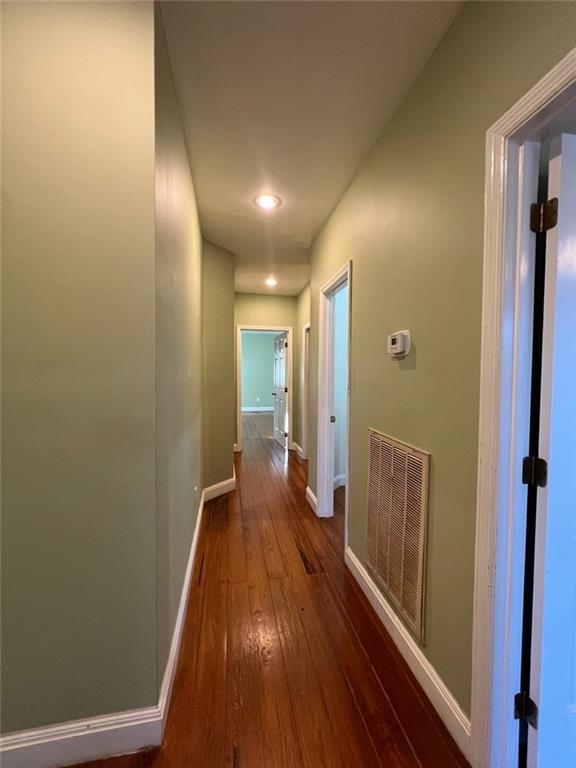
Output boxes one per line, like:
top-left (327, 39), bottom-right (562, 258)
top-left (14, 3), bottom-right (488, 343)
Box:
top-left (305, 485), bottom-right (317, 513)
top-left (0, 709), bottom-right (162, 768)
top-left (0, 493), bottom-right (207, 768)
top-left (316, 261), bottom-right (352, 525)
top-left (204, 470), bottom-right (236, 502)
top-left (241, 406), bottom-right (274, 413)
top-left (157, 490), bottom-right (205, 728)
top-left (233, 442), bottom-right (241, 453)
top-left (345, 547), bottom-right (472, 761)
top-left (333, 474), bottom-right (346, 490)
top-left (300, 321), bottom-right (311, 460)
top-left (471, 46), bottom-right (576, 768)
top-left (292, 442), bottom-right (304, 459)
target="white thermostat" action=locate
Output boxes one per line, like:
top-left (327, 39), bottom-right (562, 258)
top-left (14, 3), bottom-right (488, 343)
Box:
top-left (387, 330), bottom-right (411, 358)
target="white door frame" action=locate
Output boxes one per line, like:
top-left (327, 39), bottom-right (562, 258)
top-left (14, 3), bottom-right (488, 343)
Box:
top-left (300, 322), bottom-right (311, 459)
top-left (315, 261), bottom-right (351, 532)
top-left (470, 48), bottom-right (576, 768)
top-left (236, 325), bottom-right (293, 453)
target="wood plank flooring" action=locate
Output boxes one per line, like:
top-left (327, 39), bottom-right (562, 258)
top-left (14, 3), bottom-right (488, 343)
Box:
top-left (71, 413), bottom-right (469, 768)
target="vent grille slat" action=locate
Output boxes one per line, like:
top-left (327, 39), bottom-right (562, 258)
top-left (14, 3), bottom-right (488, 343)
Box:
top-left (365, 429), bottom-right (429, 642)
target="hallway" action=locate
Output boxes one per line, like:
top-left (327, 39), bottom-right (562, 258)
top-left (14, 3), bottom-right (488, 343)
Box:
top-left (76, 414), bottom-right (468, 768)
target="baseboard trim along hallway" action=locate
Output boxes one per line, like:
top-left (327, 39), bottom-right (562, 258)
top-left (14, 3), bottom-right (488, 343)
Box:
top-left (0, 487), bottom-right (210, 768)
top-left (292, 442), bottom-right (304, 459)
top-left (204, 470), bottom-right (236, 501)
top-left (305, 485), bottom-right (317, 513)
top-left (344, 546), bottom-right (472, 761)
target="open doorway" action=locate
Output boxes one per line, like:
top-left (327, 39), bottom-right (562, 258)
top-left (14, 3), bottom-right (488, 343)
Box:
top-left (332, 285), bottom-right (349, 532)
top-left (315, 262), bottom-right (351, 535)
top-left (300, 322), bottom-right (311, 459)
top-left (471, 54), bottom-right (576, 768)
top-left (236, 325), bottom-right (293, 453)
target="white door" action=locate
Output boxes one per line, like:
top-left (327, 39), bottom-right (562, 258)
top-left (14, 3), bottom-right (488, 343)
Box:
top-left (527, 132), bottom-right (576, 768)
top-left (273, 333), bottom-right (288, 448)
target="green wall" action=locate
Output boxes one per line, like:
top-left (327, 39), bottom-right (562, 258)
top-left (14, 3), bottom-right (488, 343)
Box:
top-left (202, 241), bottom-right (235, 488)
top-left (1, 2), bottom-right (213, 732)
top-left (154, 6), bottom-right (203, 679)
top-left (1, 1), bottom-right (157, 730)
top-left (307, 0), bottom-right (576, 714)
top-left (234, 292), bottom-right (297, 328)
top-left (241, 333), bottom-right (275, 409)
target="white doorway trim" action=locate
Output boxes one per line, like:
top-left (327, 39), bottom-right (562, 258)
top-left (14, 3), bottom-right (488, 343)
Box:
top-left (471, 47), bottom-right (576, 768)
top-left (300, 322), bottom-right (311, 459)
top-left (315, 261), bottom-right (351, 535)
top-left (236, 325), bottom-right (293, 453)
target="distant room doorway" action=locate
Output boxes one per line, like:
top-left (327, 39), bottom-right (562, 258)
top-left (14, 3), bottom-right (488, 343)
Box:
top-left (236, 326), bottom-right (293, 452)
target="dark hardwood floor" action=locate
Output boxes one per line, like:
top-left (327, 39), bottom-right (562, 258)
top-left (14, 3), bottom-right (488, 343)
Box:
top-left (71, 413), bottom-right (469, 768)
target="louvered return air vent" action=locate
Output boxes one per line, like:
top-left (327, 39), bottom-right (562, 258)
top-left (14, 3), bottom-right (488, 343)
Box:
top-left (366, 429), bottom-right (430, 642)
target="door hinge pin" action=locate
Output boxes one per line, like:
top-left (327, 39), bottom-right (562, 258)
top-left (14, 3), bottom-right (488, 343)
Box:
top-left (530, 198), bottom-right (558, 234)
top-left (522, 456), bottom-right (547, 487)
top-left (514, 692), bottom-right (538, 729)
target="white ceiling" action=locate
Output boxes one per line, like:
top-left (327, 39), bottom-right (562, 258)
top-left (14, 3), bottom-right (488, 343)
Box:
top-left (162, 1), bottom-right (460, 296)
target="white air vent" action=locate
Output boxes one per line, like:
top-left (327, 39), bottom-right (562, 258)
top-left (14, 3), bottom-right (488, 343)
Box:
top-left (366, 429), bottom-right (430, 642)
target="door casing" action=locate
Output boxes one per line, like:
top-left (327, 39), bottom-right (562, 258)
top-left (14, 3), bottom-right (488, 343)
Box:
top-left (471, 47), bottom-right (576, 768)
top-left (300, 322), bottom-right (311, 459)
top-left (315, 261), bottom-right (351, 533)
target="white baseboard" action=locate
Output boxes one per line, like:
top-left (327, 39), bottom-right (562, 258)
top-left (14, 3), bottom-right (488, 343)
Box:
top-left (334, 474), bottom-right (346, 489)
top-left (0, 495), bottom-right (207, 768)
top-left (233, 443), bottom-right (241, 453)
top-left (305, 486), bottom-right (317, 513)
top-left (241, 406), bottom-right (274, 412)
top-left (0, 709), bottom-right (162, 768)
top-left (204, 469), bottom-right (236, 501)
top-left (291, 442), bottom-right (304, 459)
top-left (344, 547), bottom-right (471, 761)
top-left (157, 490), bottom-right (205, 728)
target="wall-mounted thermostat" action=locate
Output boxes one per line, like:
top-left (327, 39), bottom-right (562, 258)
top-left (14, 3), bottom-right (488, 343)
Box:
top-left (387, 330), bottom-right (411, 358)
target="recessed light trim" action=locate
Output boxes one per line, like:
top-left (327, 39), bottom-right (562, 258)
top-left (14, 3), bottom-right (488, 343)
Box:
top-left (254, 193), bottom-right (282, 210)
top-left (265, 277), bottom-right (277, 287)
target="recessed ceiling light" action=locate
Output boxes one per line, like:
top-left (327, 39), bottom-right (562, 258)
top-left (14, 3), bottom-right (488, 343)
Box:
top-left (265, 277), bottom-right (277, 287)
top-left (254, 193), bottom-right (282, 210)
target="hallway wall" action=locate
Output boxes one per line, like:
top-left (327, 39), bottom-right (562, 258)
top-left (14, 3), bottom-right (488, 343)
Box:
top-left (306, 0), bottom-right (576, 715)
top-left (154, 6), bottom-right (203, 680)
top-left (1, 1), bottom-right (157, 731)
top-left (202, 241), bottom-right (235, 488)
